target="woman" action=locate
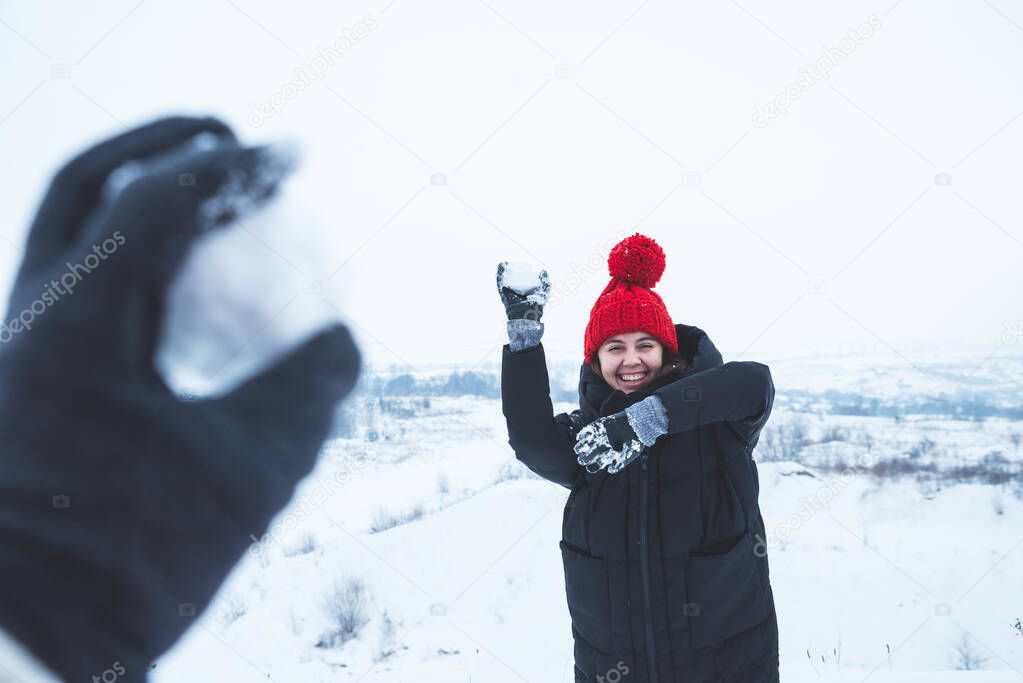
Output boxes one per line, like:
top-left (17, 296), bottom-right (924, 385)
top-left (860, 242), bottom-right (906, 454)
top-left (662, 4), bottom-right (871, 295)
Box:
top-left (498, 234), bottom-right (779, 682)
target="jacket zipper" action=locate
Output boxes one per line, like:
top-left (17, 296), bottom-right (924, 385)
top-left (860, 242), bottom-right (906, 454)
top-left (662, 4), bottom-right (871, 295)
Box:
top-left (639, 452), bottom-right (659, 682)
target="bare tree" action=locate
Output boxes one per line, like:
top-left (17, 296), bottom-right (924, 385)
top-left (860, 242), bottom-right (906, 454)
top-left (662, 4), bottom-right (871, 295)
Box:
top-left (952, 633), bottom-right (989, 670)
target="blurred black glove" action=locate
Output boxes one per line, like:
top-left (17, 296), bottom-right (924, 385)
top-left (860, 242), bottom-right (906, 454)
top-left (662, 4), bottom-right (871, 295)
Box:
top-left (0, 117), bottom-right (360, 681)
top-left (496, 261), bottom-right (550, 321)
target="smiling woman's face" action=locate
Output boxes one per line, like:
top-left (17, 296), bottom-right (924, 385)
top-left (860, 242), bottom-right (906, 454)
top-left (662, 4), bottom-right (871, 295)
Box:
top-left (596, 331), bottom-right (665, 394)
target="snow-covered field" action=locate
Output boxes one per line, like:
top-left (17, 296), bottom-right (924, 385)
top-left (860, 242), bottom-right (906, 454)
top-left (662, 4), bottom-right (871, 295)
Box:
top-left (154, 350), bottom-right (1023, 682)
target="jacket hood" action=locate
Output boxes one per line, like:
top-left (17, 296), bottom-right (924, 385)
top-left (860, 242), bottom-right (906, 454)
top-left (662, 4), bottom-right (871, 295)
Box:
top-left (577, 323), bottom-right (723, 419)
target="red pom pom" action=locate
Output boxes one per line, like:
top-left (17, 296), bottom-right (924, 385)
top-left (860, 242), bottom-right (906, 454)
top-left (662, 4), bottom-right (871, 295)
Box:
top-left (607, 233), bottom-right (666, 288)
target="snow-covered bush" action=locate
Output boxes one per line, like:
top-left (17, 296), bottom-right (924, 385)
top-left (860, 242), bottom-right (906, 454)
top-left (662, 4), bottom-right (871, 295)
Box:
top-left (317, 577), bottom-right (371, 649)
top-left (288, 609), bottom-right (303, 636)
top-left (981, 450), bottom-right (1011, 472)
top-left (804, 641), bottom-right (842, 676)
top-left (218, 592), bottom-right (247, 628)
top-left (283, 532), bottom-right (318, 557)
top-left (327, 394), bottom-right (382, 442)
top-left (819, 425), bottom-right (850, 443)
top-left (370, 504), bottom-right (425, 534)
top-left (758, 414), bottom-right (810, 462)
top-left (857, 431), bottom-right (875, 452)
top-left (907, 437), bottom-right (937, 460)
top-left (379, 397), bottom-right (430, 418)
top-left (375, 609), bottom-right (399, 662)
top-left (494, 459), bottom-right (539, 483)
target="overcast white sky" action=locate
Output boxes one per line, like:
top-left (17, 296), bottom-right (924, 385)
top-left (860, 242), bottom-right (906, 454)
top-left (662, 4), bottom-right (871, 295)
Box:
top-left (1, 0), bottom-right (1021, 372)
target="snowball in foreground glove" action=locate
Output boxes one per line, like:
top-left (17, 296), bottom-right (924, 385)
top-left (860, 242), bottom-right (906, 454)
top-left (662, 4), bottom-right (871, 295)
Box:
top-left (0, 116), bottom-right (361, 681)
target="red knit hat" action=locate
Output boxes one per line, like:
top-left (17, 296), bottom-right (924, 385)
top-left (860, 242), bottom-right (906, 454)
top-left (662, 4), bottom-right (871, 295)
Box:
top-left (584, 233), bottom-right (677, 363)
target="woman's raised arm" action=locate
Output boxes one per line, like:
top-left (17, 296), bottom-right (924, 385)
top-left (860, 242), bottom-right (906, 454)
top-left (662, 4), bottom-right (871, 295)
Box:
top-left (496, 261), bottom-right (583, 488)
top-left (654, 360), bottom-right (775, 448)
top-left (502, 342), bottom-right (584, 489)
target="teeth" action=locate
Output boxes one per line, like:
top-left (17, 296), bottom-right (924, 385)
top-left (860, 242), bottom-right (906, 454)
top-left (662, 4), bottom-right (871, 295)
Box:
top-left (620, 373), bottom-right (647, 381)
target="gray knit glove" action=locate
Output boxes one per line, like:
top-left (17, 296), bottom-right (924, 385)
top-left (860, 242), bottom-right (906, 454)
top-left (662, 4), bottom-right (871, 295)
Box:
top-left (626, 395), bottom-right (669, 446)
top-left (507, 319), bottom-right (544, 352)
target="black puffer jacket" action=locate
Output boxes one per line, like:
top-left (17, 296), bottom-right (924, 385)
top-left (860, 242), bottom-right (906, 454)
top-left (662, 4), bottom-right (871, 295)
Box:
top-left (502, 324), bottom-right (779, 682)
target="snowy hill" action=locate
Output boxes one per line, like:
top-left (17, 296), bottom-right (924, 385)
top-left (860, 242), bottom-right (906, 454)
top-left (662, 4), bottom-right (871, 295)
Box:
top-left (153, 372), bottom-right (1023, 681)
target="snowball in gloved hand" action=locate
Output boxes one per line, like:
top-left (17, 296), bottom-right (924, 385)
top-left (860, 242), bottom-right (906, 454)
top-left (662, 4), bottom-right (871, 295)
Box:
top-left (499, 261), bottom-right (544, 295)
top-left (156, 172), bottom-right (345, 398)
top-left (497, 261), bottom-right (551, 322)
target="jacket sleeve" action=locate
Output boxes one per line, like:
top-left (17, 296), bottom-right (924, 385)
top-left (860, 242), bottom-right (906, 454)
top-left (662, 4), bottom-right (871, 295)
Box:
top-left (501, 342), bottom-right (584, 489)
top-left (653, 360), bottom-right (775, 449)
